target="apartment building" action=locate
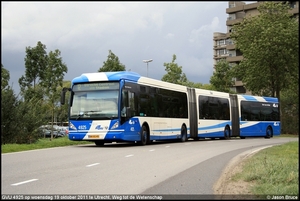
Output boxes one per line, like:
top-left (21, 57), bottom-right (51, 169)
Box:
top-left (213, 1), bottom-right (299, 94)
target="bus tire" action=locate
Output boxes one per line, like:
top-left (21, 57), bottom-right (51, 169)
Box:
top-left (224, 126), bottom-right (230, 140)
top-left (139, 125), bottom-right (148, 146)
top-left (180, 125), bottom-right (187, 142)
top-left (95, 141), bottom-right (104, 146)
top-left (265, 127), bottom-right (273, 139)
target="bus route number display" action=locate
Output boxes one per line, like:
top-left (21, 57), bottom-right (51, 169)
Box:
top-left (73, 82), bottom-right (119, 91)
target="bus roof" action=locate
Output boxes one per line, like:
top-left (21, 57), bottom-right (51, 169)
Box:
top-left (72, 71), bottom-right (188, 91)
top-left (71, 71), bottom-right (278, 102)
top-left (72, 71), bottom-right (141, 84)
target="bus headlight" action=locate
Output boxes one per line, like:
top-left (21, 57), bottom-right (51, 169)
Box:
top-left (69, 122), bottom-right (77, 130)
top-left (111, 121), bottom-right (119, 129)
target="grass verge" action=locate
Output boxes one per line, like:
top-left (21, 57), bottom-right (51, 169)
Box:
top-left (1, 136), bottom-right (92, 154)
top-left (232, 140), bottom-right (299, 196)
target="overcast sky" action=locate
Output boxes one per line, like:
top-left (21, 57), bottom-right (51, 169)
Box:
top-left (2, 1), bottom-right (230, 94)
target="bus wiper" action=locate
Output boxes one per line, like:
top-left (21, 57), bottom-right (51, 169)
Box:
top-left (84, 110), bottom-right (102, 115)
top-left (76, 112), bottom-right (84, 120)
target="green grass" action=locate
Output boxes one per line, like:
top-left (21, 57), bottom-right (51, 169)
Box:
top-left (1, 136), bottom-right (92, 154)
top-left (232, 140), bottom-right (299, 196)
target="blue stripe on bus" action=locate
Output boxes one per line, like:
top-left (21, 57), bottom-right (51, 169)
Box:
top-left (241, 95), bottom-right (257, 101)
top-left (262, 97), bottom-right (278, 102)
top-left (107, 71), bottom-right (141, 82)
top-left (72, 74), bottom-right (90, 83)
top-left (72, 71), bottom-right (141, 83)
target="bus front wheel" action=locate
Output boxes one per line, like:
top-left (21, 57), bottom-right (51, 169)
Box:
top-left (139, 125), bottom-right (148, 145)
top-left (95, 141), bottom-right (104, 146)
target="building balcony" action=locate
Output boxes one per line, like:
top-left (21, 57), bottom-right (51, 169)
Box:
top-left (226, 55), bottom-right (243, 62)
top-left (226, 4), bottom-right (244, 14)
top-left (226, 18), bottom-right (243, 26)
top-left (244, 2), bottom-right (260, 10)
top-left (214, 54), bottom-right (229, 59)
top-left (214, 45), bottom-right (227, 50)
top-left (226, 2), bottom-right (261, 14)
top-left (226, 44), bottom-right (235, 50)
top-left (290, 7), bottom-right (299, 15)
top-left (233, 80), bottom-right (244, 87)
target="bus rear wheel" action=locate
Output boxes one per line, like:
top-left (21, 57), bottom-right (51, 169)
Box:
top-left (265, 127), bottom-right (273, 139)
top-left (224, 126), bottom-right (230, 140)
top-left (180, 125), bottom-right (187, 142)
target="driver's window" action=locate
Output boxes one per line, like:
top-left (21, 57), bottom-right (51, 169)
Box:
top-left (128, 91), bottom-right (135, 116)
top-left (121, 90), bottom-right (135, 117)
top-left (121, 90), bottom-right (128, 117)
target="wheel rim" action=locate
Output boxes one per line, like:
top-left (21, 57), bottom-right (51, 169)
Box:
top-left (142, 127), bottom-right (147, 144)
top-left (267, 128), bottom-right (272, 137)
top-left (225, 128), bottom-right (230, 139)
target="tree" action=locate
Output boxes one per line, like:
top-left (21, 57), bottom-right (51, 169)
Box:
top-left (17, 41), bottom-right (68, 141)
top-left (280, 85), bottom-right (299, 134)
top-left (161, 54), bottom-right (187, 84)
top-left (41, 49), bottom-right (68, 140)
top-left (98, 50), bottom-right (126, 72)
top-left (1, 65), bottom-right (17, 144)
top-left (1, 87), bottom-right (22, 144)
top-left (230, 1), bottom-right (299, 100)
top-left (19, 41), bottom-right (48, 95)
top-left (210, 59), bottom-right (235, 93)
top-left (1, 64), bottom-right (10, 91)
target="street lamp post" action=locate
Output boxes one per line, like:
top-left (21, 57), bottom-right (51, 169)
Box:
top-left (143, 59), bottom-right (153, 77)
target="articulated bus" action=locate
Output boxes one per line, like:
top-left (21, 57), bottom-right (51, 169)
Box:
top-left (60, 71), bottom-right (280, 146)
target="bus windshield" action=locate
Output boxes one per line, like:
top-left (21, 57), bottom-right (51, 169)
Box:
top-left (70, 83), bottom-right (119, 120)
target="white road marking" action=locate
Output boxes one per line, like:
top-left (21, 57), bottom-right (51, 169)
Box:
top-left (125, 154), bottom-right (134, 157)
top-left (86, 163), bottom-right (100, 167)
top-left (11, 179), bottom-right (38, 186)
top-left (149, 149), bottom-right (155, 152)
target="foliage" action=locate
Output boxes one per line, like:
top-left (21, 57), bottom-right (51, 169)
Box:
top-left (2, 41), bottom-right (68, 144)
top-left (1, 64), bottom-right (10, 91)
top-left (13, 96), bottom-right (47, 144)
top-left (210, 59), bottom-right (235, 93)
top-left (19, 41), bottom-right (48, 95)
top-left (230, 1), bottom-right (299, 99)
top-left (161, 54), bottom-right (187, 85)
top-left (1, 86), bottom-right (20, 144)
top-left (98, 50), bottom-right (126, 72)
top-left (280, 84), bottom-right (299, 135)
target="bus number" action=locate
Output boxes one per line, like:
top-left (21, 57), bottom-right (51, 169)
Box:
top-left (78, 125), bottom-right (87, 130)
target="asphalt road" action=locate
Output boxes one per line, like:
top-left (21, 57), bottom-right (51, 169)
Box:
top-left (1, 137), bottom-right (298, 199)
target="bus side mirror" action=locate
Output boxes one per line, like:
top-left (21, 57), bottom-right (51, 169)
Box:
top-left (121, 107), bottom-right (127, 117)
top-left (126, 107), bottom-right (131, 118)
top-left (61, 87), bottom-right (71, 105)
top-left (121, 107), bottom-right (131, 118)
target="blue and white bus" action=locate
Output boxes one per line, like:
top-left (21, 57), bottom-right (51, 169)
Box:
top-left (60, 71), bottom-right (281, 146)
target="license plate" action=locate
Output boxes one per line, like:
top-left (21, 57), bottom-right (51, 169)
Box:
top-left (88, 135), bottom-right (99, 138)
